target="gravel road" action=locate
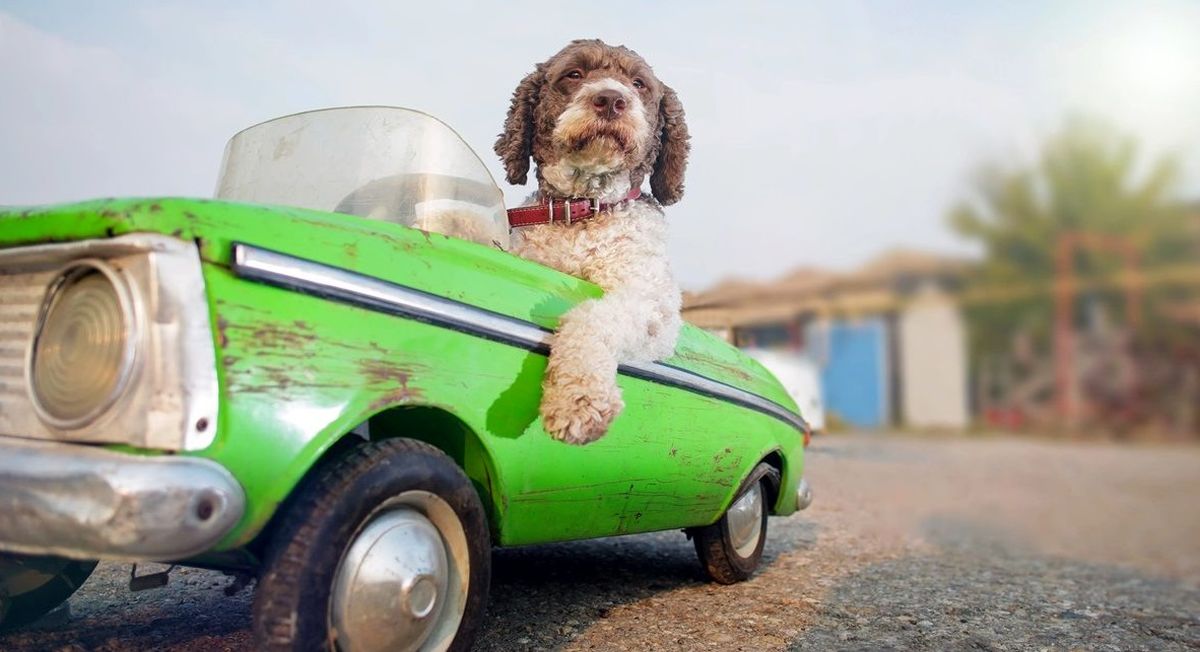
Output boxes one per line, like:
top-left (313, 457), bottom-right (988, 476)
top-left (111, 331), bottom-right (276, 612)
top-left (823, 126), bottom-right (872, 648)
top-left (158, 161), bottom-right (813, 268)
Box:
top-left (4, 433), bottom-right (1198, 651)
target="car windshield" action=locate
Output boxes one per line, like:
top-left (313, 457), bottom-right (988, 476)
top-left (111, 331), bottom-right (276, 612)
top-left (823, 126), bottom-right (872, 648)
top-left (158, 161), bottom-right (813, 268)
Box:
top-left (214, 106), bottom-right (508, 246)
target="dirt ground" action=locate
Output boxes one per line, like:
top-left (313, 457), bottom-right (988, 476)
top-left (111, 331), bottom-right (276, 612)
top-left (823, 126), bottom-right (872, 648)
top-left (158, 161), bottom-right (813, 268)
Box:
top-left (4, 432), bottom-right (1199, 651)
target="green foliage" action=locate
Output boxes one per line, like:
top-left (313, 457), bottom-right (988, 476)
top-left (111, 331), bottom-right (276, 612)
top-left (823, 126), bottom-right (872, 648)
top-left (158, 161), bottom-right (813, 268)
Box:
top-left (949, 117), bottom-right (1196, 357)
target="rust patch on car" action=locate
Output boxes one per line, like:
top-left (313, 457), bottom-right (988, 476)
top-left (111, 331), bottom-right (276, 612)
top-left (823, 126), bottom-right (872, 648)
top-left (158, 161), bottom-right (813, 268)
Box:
top-left (675, 348), bottom-right (754, 383)
top-left (361, 358), bottom-right (427, 410)
top-left (365, 340), bottom-right (388, 354)
top-left (216, 316), bottom-right (230, 348)
top-left (246, 322), bottom-right (319, 350)
top-left (227, 364), bottom-right (292, 394)
top-left (413, 229), bottom-right (442, 247)
top-left (369, 390), bottom-right (418, 411)
top-left (711, 446), bottom-right (742, 475)
top-left (259, 365), bottom-right (295, 392)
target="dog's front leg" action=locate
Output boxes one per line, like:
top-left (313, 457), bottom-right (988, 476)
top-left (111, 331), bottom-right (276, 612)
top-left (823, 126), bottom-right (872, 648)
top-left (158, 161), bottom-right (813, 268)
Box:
top-left (540, 295), bottom-right (624, 445)
top-left (541, 284), bottom-right (675, 444)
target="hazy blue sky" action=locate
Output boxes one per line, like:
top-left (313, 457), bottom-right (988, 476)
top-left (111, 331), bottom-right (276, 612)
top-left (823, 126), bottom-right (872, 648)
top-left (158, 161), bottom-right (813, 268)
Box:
top-left (2, 1), bottom-right (1198, 289)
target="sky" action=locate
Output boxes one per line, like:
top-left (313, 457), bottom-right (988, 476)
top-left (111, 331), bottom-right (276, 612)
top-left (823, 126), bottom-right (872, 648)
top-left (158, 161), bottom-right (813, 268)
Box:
top-left (2, 1), bottom-right (1199, 290)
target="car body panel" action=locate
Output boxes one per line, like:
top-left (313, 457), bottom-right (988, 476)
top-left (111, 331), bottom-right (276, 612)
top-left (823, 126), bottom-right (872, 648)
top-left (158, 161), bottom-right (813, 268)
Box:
top-left (0, 198), bottom-right (805, 551)
top-left (743, 348), bottom-right (827, 433)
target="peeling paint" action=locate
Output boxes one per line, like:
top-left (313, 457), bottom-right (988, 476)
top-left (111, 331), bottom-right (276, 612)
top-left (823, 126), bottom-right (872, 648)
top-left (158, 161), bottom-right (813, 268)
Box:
top-left (676, 347), bottom-right (755, 383)
top-left (216, 317), bottom-right (230, 348)
top-left (359, 358), bottom-right (426, 410)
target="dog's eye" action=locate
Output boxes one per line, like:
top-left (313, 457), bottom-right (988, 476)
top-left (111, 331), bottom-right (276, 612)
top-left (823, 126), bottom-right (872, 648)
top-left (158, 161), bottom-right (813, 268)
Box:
top-left (632, 78), bottom-right (646, 90)
top-left (565, 70), bottom-right (583, 80)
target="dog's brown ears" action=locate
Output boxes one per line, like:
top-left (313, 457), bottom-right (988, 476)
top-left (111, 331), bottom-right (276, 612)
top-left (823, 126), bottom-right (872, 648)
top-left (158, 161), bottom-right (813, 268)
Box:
top-left (650, 85), bottom-right (690, 206)
top-left (494, 66), bottom-right (545, 185)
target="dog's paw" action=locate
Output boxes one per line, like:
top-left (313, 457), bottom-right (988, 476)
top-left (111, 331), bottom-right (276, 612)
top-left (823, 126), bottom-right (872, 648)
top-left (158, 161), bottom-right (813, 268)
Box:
top-left (540, 375), bottom-right (624, 445)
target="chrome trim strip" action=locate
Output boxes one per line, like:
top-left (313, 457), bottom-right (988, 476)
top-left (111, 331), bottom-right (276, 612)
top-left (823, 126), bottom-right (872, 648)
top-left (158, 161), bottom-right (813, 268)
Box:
top-left (0, 437), bottom-right (245, 562)
top-left (231, 244), bottom-right (809, 433)
top-left (619, 360), bottom-right (809, 432)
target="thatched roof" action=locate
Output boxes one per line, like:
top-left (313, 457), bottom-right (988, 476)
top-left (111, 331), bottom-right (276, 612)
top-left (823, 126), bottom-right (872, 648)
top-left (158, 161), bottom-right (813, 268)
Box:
top-left (845, 249), bottom-right (972, 286)
top-left (683, 248), bottom-right (973, 329)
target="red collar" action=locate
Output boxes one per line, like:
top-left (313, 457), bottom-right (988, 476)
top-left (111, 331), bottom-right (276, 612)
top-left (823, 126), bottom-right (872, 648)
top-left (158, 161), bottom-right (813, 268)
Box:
top-left (506, 188), bottom-right (642, 228)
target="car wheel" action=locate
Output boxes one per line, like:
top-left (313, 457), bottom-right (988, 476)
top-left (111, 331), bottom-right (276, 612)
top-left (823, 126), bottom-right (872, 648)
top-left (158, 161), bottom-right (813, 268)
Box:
top-left (253, 438), bottom-right (491, 652)
top-left (0, 554), bottom-right (96, 632)
top-left (690, 466), bottom-right (773, 584)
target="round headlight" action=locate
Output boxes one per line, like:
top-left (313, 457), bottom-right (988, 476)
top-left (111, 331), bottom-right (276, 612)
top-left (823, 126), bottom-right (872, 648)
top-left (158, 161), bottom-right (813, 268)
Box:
top-left (28, 261), bottom-right (139, 428)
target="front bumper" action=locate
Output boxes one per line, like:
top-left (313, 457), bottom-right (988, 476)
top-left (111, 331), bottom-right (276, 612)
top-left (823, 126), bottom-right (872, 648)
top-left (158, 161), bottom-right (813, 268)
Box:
top-left (796, 478), bottom-right (813, 510)
top-left (0, 437), bottom-right (245, 561)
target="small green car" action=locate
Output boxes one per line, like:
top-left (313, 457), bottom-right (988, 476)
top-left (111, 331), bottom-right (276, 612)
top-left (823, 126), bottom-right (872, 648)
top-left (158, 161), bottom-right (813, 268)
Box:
top-left (0, 107), bottom-right (811, 651)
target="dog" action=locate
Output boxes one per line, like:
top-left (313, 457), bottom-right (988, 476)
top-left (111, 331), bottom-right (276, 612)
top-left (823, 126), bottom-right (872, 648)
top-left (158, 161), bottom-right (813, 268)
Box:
top-left (495, 39), bottom-right (690, 444)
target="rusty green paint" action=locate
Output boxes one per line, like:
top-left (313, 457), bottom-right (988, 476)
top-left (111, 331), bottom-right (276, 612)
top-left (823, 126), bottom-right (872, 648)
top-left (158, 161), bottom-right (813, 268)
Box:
top-left (0, 198), bottom-right (805, 549)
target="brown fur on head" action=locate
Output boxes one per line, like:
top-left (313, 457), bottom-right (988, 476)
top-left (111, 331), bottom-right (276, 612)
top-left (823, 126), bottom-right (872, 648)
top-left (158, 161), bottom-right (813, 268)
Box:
top-left (494, 39), bottom-right (690, 205)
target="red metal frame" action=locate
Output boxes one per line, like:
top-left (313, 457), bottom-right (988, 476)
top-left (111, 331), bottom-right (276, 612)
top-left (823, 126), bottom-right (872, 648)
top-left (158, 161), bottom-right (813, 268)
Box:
top-left (1054, 232), bottom-right (1142, 423)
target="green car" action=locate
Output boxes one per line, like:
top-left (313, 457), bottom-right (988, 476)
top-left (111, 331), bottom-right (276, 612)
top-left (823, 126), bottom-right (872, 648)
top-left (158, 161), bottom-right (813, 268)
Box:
top-left (0, 107), bottom-right (811, 651)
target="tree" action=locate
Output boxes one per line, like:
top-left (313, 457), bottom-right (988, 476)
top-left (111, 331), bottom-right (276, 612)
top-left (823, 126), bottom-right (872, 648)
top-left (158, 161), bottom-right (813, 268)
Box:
top-left (949, 117), bottom-right (1200, 434)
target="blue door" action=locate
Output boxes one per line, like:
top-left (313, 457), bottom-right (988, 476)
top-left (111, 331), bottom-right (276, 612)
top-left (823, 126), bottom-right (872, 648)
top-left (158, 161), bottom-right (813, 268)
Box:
top-left (814, 318), bottom-right (889, 428)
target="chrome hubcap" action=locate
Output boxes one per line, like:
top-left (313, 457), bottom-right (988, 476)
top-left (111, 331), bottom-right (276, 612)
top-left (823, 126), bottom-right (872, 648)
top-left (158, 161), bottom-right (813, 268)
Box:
top-left (330, 491), bottom-right (469, 652)
top-left (726, 482), bottom-right (764, 558)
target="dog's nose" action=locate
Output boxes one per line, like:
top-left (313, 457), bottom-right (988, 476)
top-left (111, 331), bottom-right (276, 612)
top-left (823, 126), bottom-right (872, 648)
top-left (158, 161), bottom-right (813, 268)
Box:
top-left (592, 90), bottom-right (627, 119)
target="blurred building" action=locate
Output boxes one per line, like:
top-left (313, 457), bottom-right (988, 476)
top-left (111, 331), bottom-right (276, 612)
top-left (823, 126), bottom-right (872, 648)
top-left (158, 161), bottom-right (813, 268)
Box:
top-left (684, 249), bottom-right (972, 431)
top-left (687, 206), bottom-right (1200, 437)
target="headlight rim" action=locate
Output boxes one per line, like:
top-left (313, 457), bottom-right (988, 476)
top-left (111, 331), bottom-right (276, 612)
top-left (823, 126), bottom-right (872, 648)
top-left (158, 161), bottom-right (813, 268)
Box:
top-left (25, 258), bottom-right (143, 430)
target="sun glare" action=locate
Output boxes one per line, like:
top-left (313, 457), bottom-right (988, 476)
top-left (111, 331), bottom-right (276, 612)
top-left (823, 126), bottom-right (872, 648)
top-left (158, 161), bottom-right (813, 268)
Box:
top-left (1112, 10), bottom-right (1200, 102)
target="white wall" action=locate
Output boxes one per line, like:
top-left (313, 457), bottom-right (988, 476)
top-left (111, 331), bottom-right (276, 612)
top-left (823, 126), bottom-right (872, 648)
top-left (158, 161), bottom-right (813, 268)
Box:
top-left (898, 286), bottom-right (969, 429)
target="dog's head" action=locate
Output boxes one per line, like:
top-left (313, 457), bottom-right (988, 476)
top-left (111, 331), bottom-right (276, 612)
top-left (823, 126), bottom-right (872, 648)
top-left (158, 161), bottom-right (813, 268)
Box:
top-left (494, 39), bottom-right (690, 205)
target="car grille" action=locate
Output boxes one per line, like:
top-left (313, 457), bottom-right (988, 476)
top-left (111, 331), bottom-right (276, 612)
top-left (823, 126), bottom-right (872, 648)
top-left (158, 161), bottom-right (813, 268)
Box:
top-left (0, 270), bottom-right (51, 403)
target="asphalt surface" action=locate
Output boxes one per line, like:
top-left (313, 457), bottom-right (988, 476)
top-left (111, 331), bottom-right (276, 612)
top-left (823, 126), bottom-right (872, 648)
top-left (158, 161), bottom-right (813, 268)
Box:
top-left (3, 433), bottom-right (1199, 651)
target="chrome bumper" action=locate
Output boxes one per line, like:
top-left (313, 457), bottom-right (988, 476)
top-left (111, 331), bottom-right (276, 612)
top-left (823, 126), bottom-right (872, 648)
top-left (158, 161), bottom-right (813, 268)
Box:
top-left (0, 437), bottom-right (245, 561)
top-left (796, 478), bottom-right (813, 511)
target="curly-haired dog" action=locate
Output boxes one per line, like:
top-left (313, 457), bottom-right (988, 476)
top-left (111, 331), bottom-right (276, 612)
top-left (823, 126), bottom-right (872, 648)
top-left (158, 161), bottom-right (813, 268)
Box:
top-left (496, 39), bottom-right (690, 444)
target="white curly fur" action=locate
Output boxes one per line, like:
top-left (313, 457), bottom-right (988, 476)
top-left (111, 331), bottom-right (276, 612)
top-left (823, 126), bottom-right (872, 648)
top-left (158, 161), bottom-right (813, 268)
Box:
top-left (512, 199), bottom-right (682, 444)
top-left (419, 191), bottom-right (682, 444)
top-left (494, 62), bottom-right (685, 445)
top-left (430, 41), bottom-right (692, 444)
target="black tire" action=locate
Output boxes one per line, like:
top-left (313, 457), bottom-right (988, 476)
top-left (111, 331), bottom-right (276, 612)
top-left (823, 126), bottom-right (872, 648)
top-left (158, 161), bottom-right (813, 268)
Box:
top-left (253, 438), bottom-right (491, 651)
top-left (0, 554), bottom-right (96, 632)
top-left (690, 465), bottom-right (776, 584)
